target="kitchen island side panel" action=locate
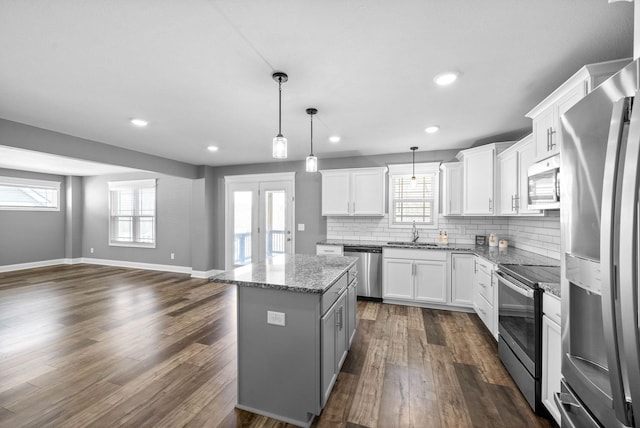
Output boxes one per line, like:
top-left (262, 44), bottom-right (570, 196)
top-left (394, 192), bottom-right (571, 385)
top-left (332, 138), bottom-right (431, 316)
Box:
top-left (237, 285), bottom-right (321, 424)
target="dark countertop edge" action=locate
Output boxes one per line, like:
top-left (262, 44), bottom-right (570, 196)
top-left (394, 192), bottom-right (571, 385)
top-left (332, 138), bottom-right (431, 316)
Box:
top-left (211, 259), bottom-right (357, 294)
top-left (539, 283), bottom-right (561, 298)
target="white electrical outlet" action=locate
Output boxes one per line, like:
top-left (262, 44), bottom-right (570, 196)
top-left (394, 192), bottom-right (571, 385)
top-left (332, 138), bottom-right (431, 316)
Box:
top-left (90, 248), bottom-right (94, 254)
top-left (267, 310), bottom-right (286, 326)
top-left (297, 223), bottom-right (305, 231)
top-left (170, 253), bottom-right (175, 260)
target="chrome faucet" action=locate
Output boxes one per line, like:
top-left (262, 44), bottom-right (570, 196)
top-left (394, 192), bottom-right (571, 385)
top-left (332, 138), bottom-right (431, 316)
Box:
top-left (411, 221), bottom-right (419, 243)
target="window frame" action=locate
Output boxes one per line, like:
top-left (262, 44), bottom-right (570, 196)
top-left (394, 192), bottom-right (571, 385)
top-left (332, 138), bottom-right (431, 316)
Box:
top-left (108, 179), bottom-right (157, 248)
top-left (0, 176), bottom-right (61, 211)
top-left (387, 162), bottom-right (440, 229)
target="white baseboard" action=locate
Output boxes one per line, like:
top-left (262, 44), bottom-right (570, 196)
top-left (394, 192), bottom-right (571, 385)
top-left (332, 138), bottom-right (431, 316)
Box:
top-left (1, 257), bottom-right (220, 277)
top-left (0, 259), bottom-right (67, 273)
top-left (191, 269), bottom-right (224, 279)
top-left (80, 258), bottom-right (192, 274)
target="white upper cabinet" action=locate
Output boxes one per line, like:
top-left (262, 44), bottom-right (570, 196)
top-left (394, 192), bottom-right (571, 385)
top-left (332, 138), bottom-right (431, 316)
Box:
top-left (320, 167), bottom-right (387, 216)
top-left (456, 143), bottom-right (513, 216)
top-left (440, 162), bottom-right (463, 216)
top-left (497, 134), bottom-right (542, 216)
top-left (526, 58), bottom-right (631, 162)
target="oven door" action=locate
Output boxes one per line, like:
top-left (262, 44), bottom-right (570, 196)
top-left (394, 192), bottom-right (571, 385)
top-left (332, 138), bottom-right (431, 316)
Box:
top-left (497, 271), bottom-right (537, 375)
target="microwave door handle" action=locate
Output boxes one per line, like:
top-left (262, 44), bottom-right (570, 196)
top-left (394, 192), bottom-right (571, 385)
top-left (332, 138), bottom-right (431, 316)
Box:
top-left (599, 97), bottom-right (633, 426)
top-left (499, 276), bottom-right (534, 299)
top-left (619, 90), bottom-right (640, 426)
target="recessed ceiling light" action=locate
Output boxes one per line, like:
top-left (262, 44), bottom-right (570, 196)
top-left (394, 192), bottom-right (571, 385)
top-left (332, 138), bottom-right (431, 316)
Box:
top-left (433, 71), bottom-right (459, 86)
top-left (425, 125), bottom-right (440, 134)
top-left (329, 136), bottom-right (341, 143)
top-left (130, 118), bottom-right (148, 127)
top-left (207, 145), bottom-right (219, 152)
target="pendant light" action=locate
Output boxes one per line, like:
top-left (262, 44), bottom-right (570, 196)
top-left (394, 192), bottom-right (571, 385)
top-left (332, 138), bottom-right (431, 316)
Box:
top-left (306, 108), bottom-right (318, 172)
top-left (272, 72), bottom-right (288, 159)
top-left (410, 146), bottom-right (418, 188)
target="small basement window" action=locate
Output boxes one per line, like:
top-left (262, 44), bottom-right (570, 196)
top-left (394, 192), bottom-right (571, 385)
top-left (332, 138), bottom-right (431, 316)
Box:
top-left (108, 179), bottom-right (156, 248)
top-left (388, 162), bottom-right (440, 228)
top-left (0, 176), bottom-right (60, 211)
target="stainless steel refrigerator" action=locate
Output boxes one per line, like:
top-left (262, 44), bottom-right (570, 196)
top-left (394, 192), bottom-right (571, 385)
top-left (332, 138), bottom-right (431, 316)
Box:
top-left (559, 58), bottom-right (639, 427)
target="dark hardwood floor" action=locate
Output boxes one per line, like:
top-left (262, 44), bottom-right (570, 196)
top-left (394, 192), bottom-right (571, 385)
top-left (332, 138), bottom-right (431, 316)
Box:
top-left (0, 264), bottom-right (551, 427)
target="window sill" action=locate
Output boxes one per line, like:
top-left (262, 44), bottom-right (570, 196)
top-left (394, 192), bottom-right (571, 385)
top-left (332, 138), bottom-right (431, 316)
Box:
top-left (109, 241), bottom-right (156, 249)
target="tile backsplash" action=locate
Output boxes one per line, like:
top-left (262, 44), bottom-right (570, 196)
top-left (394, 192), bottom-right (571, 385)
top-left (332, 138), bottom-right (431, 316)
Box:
top-left (326, 211), bottom-right (560, 260)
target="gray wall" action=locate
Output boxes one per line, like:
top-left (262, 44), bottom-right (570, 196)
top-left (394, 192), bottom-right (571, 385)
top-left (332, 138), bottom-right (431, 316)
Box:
top-left (82, 172), bottom-right (193, 267)
top-left (0, 168), bottom-right (67, 265)
top-left (0, 118), bottom-right (199, 179)
top-left (207, 149), bottom-right (458, 270)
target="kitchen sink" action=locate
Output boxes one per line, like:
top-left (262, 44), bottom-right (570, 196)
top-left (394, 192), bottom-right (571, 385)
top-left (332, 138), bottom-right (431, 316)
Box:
top-left (386, 241), bottom-right (439, 247)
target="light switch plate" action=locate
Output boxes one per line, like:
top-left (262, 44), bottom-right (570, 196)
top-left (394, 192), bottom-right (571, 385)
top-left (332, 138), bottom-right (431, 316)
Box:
top-left (267, 310), bottom-right (286, 326)
top-left (297, 223), bottom-right (305, 231)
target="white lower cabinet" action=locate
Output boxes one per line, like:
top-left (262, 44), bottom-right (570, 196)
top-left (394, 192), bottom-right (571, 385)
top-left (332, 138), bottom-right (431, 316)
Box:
top-left (473, 256), bottom-right (498, 338)
top-left (382, 248), bottom-right (447, 305)
top-left (450, 253), bottom-right (475, 307)
top-left (542, 293), bottom-right (561, 425)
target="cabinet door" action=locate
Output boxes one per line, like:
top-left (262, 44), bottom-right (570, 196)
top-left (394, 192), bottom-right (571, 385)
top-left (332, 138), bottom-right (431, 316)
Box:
top-left (383, 258), bottom-right (414, 300)
top-left (533, 106), bottom-right (555, 160)
top-left (554, 82), bottom-right (587, 154)
top-left (498, 150), bottom-right (518, 216)
top-left (542, 314), bottom-right (562, 425)
top-left (451, 253), bottom-right (475, 307)
top-left (351, 170), bottom-right (385, 215)
top-left (335, 293), bottom-right (349, 370)
top-left (320, 306), bottom-right (337, 408)
top-left (463, 148), bottom-right (495, 215)
top-left (517, 136), bottom-right (541, 215)
top-left (347, 281), bottom-right (357, 347)
top-left (442, 164), bottom-right (463, 216)
top-left (321, 171), bottom-right (351, 216)
top-left (414, 260), bottom-right (447, 303)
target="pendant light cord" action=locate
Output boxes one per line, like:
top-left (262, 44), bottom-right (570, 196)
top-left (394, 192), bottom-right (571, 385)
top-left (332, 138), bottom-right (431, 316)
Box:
top-left (310, 114), bottom-right (314, 155)
top-left (412, 148), bottom-right (415, 177)
top-left (278, 79), bottom-right (283, 135)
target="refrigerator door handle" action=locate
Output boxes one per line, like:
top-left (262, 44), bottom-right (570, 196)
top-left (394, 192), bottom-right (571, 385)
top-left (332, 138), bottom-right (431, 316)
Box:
top-left (619, 90), bottom-right (640, 427)
top-left (600, 97), bottom-right (633, 426)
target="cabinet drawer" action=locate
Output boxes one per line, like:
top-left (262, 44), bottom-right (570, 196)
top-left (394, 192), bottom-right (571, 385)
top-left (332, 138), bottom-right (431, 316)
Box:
top-left (475, 293), bottom-right (494, 333)
top-left (348, 265), bottom-right (358, 285)
top-left (476, 271), bottom-right (493, 304)
top-left (476, 257), bottom-right (494, 275)
top-left (543, 292), bottom-right (561, 325)
top-left (383, 248), bottom-right (447, 261)
top-left (322, 273), bottom-right (348, 314)
top-left (317, 244), bottom-right (344, 256)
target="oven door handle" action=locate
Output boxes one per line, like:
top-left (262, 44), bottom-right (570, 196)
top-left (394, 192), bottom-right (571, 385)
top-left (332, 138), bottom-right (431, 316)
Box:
top-left (499, 276), bottom-right (534, 299)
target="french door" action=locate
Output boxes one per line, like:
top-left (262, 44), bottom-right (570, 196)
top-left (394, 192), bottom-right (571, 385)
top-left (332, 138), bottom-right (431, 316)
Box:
top-left (225, 173), bottom-right (295, 269)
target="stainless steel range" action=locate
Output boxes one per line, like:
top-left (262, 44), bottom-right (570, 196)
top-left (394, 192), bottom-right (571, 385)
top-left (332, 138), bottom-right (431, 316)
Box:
top-left (497, 264), bottom-right (560, 414)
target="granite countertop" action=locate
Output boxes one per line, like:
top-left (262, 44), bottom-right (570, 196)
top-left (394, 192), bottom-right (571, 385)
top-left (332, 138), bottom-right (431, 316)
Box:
top-left (317, 239), bottom-right (559, 267)
top-left (210, 253), bottom-right (357, 294)
top-left (538, 282), bottom-right (561, 298)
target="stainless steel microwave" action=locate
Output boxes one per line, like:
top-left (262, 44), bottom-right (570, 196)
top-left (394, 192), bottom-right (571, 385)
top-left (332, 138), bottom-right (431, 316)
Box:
top-left (528, 155), bottom-right (560, 210)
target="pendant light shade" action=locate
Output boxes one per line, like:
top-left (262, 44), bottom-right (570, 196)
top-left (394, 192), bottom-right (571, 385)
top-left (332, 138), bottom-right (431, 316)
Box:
top-left (306, 108), bottom-right (318, 172)
top-left (272, 72), bottom-right (288, 159)
top-left (410, 146), bottom-right (418, 188)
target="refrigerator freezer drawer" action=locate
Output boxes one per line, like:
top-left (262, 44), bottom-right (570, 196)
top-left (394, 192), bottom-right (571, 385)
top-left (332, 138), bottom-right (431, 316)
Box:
top-left (555, 380), bottom-right (609, 428)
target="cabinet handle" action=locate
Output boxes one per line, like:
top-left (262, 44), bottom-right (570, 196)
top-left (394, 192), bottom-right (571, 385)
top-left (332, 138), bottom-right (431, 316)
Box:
top-left (546, 128), bottom-right (551, 151)
top-left (474, 260), bottom-right (477, 273)
top-left (488, 197), bottom-right (493, 212)
top-left (549, 128), bottom-right (556, 149)
top-left (515, 195), bottom-right (520, 210)
top-left (511, 195), bottom-right (515, 211)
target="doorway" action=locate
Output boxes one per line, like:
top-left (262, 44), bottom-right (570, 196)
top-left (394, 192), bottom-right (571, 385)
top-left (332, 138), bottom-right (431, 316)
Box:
top-left (224, 173), bottom-right (295, 270)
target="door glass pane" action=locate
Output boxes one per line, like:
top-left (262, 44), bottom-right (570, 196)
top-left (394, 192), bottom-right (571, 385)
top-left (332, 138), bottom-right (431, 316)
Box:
top-left (234, 191), bottom-right (252, 265)
top-left (265, 190), bottom-right (286, 258)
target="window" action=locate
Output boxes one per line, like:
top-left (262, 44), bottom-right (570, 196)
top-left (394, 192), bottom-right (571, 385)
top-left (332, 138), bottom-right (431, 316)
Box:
top-left (0, 176), bottom-right (60, 211)
top-left (108, 179), bottom-right (156, 247)
top-left (388, 162), bottom-right (440, 228)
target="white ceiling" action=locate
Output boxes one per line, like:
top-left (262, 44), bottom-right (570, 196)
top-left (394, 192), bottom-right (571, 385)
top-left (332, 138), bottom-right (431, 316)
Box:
top-left (0, 145), bottom-right (144, 176)
top-left (0, 1), bottom-right (634, 168)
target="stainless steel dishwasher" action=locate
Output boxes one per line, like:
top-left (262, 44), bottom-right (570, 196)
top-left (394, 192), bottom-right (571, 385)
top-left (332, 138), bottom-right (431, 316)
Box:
top-left (343, 245), bottom-right (382, 300)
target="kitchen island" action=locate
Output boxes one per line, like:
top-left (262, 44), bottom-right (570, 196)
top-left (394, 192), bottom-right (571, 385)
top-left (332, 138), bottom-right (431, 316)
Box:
top-left (211, 254), bottom-right (358, 427)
